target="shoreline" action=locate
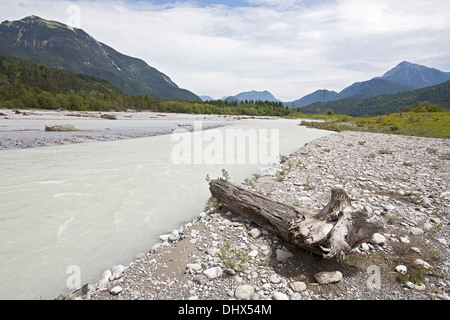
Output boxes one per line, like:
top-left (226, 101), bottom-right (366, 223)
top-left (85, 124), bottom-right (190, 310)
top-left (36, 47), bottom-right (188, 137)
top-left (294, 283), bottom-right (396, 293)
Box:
top-left (64, 130), bottom-right (449, 301)
top-left (0, 109), bottom-right (275, 150)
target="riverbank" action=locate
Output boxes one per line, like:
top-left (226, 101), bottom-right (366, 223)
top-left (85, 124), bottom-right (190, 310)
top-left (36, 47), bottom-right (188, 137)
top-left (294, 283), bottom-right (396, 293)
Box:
top-left (0, 109), bottom-right (258, 150)
top-left (71, 130), bottom-right (449, 300)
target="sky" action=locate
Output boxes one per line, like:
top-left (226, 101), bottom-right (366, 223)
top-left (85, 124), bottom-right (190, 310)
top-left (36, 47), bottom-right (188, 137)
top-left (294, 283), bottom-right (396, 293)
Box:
top-left (1, 0), bottom-right (450, 101)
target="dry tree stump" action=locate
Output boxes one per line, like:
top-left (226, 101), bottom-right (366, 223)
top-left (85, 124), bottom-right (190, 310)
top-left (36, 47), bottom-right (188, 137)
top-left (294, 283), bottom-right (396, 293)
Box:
top-left (209, 179), bottom-right (384, 262)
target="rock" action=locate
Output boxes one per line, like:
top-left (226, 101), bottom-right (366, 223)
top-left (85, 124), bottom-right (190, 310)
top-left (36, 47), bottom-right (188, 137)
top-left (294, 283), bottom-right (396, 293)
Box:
top-left (314, 271), bottom-right (343, 285)
top-left (168, 230), bottom-right (181, 242)
top-left (414, 259), bottom-right (431, 269)
top-left (290, 281), bottom-right (307, 292)
top-left (269, 274), bottom-right (281, 284)
top-left (400, 236), bottom-right (410, 244)
top-left (159, 234), bottom-right (170, 242)
top-left (97, 270), bottom-right (112, 290)
top-left (206, 248), bottom-right (220, 256)
top-left (110, 286), bottom-right (123, 295)
top-left (415, 283), bottom-right (426, 291)
top-left (410, 247), bottom-right (421, 254)
top-left (404, 281), bottom-right (415, 289)
top-left (360, 243), bottom-right (370, 251)
top-left (193, 275), bottom-right (209, 285)
top-left (430, 217), bottom-right (441, 224)
top-left (203, 267), bottom-right (223, 280)
top-left (385, 204), bottom-right (396, 211)
top-left (276, 248), bottom-right (294, 261)
top-left (395, 265), bottom-right (407, 274)
top-left (410, 227), bottom-right (424, 236)
top-left (186, 263), bottom-right (202, 272)
top-left (110, 265), bottom-right (125, 280)
top-left (248, 250), bottom-right (258, 257)
top-left (422, 198), bottom-right (432, 208)
top-left (235, 285), bottom-right (255, 300)
top-left (249, 228), bottom-right (262, 238)
top-left (273, 292), bottom-right (289, 300)
top-left (370, 233), bottom-right (386, 245)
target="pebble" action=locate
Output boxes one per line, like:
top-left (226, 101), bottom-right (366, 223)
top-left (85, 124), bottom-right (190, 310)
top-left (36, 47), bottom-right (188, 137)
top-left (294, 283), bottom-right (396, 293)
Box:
top-left (110, 286), bottom-right (123, 295)
top-left (234, 285), bottom-right (255, 300)
top-left (410, 227), bottom-right (424, 236)
top-left (370, 233), bottom-right (386, 246)
top-left (275, 248), bottom-right (294, 261)
top-left (395, 265), bottom-right (407, 274)
top-left (314, 271), bottom-right (343, 285)
top-left (273, 292), bottom-right (289, 300)
top-left (249, 228), bottom-right (262, 238)
top-left (290, 281), bottom-right (307, 292)
top-left (203, 267), bottom-right (223, 280)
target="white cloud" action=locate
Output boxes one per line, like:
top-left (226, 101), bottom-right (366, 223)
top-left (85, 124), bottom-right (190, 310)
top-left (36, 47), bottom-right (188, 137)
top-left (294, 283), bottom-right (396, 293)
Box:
top-left (1, 0), bottom-right (449, 101)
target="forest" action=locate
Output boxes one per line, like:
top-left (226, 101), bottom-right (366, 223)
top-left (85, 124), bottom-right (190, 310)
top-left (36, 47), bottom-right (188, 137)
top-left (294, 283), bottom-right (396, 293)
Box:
top-left (0, 54), bottom-right (290, 117)
top-left (297, 80), bottom-right (450, 117)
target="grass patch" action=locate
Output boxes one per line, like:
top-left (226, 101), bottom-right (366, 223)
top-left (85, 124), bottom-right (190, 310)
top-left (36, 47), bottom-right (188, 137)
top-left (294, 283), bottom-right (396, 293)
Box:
top-left (300, 112), bottom-right (450, 139)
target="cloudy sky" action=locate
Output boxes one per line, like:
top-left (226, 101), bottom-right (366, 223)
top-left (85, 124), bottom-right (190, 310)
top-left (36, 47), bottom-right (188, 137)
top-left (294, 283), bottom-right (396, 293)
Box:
top-left (1, 0), bottom-right (450, 101)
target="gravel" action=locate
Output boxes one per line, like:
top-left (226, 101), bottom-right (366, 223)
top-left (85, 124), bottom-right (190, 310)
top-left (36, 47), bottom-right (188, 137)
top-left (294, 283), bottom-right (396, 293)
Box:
top-left (64, 131), bottom-right (449, 300)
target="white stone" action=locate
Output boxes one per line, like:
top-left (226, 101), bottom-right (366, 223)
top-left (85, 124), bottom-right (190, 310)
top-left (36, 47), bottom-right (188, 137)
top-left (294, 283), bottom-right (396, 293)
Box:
top-left (273, 292), bottom-right (289, 300)
top-left (235, 285), bottom-right (255, 300)
top-left (314, 271), bottom-right (343, 284)
top-left (276, 249), bottom-right (294, 261)
top-left (410, 227), bottom-right (424, 236)
top-left (395, 265), bottom-right (407, 274)
top-left (110, 286), bottom-right (123, 295)
top-left (168, 230), bottom-right (181, 242)
top-left (248, 250), bottom-right (258, 257)
top-left (186, 263), bottom-right (202, 272)
top-left (203, 267), bottom-right (223, 280)
top-left (110, 265), bottom-right (125, 280)
top-left (97, 270), bottom-right (112, 290)
top-left (400, 236), bottom-right (410, 244)
top-left (290, 281), bottom-right (307, 292)
top-left (370, 233), bottom-right (386, 245)
top-left (249, 228), bottom-right (262, 238)
top-left (414, 259), bottom-right (431, 269)
top-left (270, 274), bottom-right (281, 284)
top-left (360, 243), bottom-right (370, 251)
top-left (159, 234), bottom-right (170, 242)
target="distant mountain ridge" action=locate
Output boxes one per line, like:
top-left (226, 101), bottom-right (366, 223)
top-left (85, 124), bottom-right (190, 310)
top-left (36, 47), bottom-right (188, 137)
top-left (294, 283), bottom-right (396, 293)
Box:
top-left (223, 90), bottom-right (280, 103)
top-left (0, 16), bottom-right (200, 101)
top-left (380, 61), bottom-right (450, 88)
top-left (287, 61), bottom-right (450, 108)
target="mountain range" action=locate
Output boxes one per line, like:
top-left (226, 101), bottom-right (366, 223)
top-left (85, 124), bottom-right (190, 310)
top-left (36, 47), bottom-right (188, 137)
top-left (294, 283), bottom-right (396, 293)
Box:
top-left (218, 90), bottom-right (280, 103)
top-left (286, 61), bottom-right (450, 108)
top-left (0, 16), bottom-right (200, 101)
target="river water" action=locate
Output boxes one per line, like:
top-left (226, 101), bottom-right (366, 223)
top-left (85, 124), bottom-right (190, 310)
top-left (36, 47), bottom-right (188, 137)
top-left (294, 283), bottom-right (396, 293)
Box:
top-left (0, 118), bottom-right (330, 300)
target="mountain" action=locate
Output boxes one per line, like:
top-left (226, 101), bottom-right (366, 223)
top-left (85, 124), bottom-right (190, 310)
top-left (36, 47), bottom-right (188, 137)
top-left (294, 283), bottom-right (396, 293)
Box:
top-left (223, 90), bottom-right (279, 103)
top-left (285, 89), bottom-right (338, 108)
top-left (380, 61), bottom-right (450, 88)
top-left (0, 16), bottom-right (200, 101)
top-left (337, 78), bottom-right (416, 100)
top-left (200, 95), bottom-right (215, 101)
top-left (288, 61), bottom-right (450, 109)
top-left (299, 80), bottom-right (450, 117)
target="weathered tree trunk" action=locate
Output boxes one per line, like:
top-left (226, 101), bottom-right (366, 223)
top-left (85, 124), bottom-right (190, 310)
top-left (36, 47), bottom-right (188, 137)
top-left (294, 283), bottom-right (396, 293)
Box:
top-left (209, 179), bottom-right (384, 262)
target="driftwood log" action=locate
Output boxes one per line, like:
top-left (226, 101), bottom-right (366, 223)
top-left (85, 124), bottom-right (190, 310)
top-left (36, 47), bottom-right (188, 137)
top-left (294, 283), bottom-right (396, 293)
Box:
top-left (209, 179), bottom-right (384, 261)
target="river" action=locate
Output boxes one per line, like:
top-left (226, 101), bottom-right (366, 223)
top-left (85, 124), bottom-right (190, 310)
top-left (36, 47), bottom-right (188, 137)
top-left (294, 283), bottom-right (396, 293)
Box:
top-left (0, 118), bottom-right (330, 299)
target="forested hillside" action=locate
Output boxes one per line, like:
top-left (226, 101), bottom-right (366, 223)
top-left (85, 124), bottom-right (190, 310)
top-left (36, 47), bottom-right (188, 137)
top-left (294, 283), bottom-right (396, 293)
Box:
top-left (298, 80), bottom-right (450, 116)
top-left (0, 53), bottom-right (290, 116)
